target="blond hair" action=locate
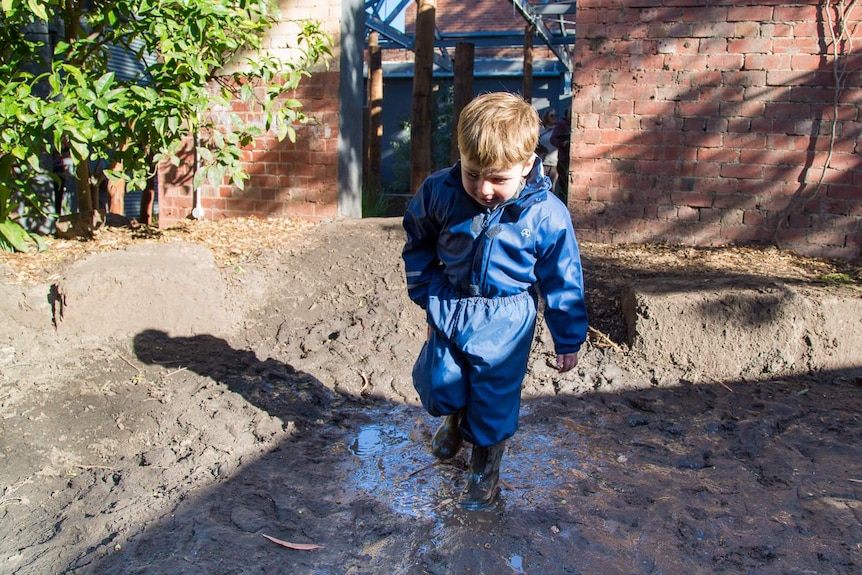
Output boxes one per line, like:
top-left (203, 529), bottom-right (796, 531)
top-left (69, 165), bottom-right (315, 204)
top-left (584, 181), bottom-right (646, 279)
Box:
top-left (457, 92), bottom-right (540, 168)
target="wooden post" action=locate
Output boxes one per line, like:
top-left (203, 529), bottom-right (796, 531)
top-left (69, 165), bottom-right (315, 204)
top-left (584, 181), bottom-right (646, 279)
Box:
top-left (139, 167), bottom-right (156, 225)
top-left (523, 24), bottom-right (534, 103)
top-left (451, 42), bottom-right (475, 164)
top-left (366, 32), bottom-right (383, 192)
top-left (410, 0), bottom-right (436, 194)
top-left (75, 157), bottom-right (94, 213)
top-left (105, 161), bottom-right (125, 216)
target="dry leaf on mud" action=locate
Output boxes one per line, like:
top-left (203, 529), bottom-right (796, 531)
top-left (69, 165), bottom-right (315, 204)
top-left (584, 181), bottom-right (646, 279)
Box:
top-left (262, 533), bottom-right (324, 551)
top-left (560, 417), bottom-right (592, 435)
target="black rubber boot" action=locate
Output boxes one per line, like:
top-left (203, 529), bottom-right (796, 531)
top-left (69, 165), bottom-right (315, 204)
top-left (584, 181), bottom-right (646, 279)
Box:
top-left (458, 441), bottom-right (505, 510)
top-left (431, 411), bottom-right (463, 460)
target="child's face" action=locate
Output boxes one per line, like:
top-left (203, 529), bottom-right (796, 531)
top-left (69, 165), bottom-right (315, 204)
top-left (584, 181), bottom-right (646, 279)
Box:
top-left (460, 156), bottom-right (534, 209)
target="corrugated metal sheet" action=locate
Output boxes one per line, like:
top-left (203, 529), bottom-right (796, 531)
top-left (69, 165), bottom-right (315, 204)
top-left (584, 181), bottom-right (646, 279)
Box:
top-left (106, 37), bottom-right (156, 84)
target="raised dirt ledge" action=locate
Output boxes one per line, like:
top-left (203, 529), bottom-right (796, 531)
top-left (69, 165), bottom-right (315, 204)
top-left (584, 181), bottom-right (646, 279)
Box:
top-left (622, 277), bottom-right (862, 380)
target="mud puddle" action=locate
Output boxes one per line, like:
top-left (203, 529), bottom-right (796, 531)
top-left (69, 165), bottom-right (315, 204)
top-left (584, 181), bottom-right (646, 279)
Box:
top-left (345, 402), bottom-right (594, 521)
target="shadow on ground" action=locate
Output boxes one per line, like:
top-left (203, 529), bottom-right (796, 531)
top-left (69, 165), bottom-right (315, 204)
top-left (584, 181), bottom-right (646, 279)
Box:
top-left (70, 330), bottom-right (862, 575)
top-left (3, 217), bottom-right (860, 575)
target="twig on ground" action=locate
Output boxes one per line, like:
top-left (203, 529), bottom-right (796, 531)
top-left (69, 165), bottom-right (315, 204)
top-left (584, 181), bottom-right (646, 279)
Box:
top-left (165, 366), bottom-right (188, 377)
top-left (358, 371), bottom-right (371, 396)
top-left (706, 375), bottom-right (734, 393)
top-left (0, 496), bottom-right (26, 508)
top-left (75, 464), bottom-right (117, 471)
top-left (117, 353), bottom-right (141, 373)
top-left (396, 460), bottom-right (439, 484)
top-left (588, 325), bottom-right (623, 352)
top-left (0, 478), bottom-right (32, 508)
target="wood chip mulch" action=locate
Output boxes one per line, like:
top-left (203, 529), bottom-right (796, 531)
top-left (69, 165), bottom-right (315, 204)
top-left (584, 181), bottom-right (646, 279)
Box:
top-left (0, 217), bottom-right (318, 285)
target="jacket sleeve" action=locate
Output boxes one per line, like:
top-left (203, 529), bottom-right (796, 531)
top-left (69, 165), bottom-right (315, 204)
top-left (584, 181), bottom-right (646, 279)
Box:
top-left (534, 202), bottom-right (588, 355)
top-left (402, 181), bottom-right (441, 310)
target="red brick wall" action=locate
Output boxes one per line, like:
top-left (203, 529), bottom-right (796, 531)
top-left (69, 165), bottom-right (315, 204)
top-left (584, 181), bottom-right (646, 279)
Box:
top-left (156, 136), bottom-right (195, 224)
top-left (570, 0), bottom-right (862, 262)
top-left (158, 71), bottom-right (340, 227)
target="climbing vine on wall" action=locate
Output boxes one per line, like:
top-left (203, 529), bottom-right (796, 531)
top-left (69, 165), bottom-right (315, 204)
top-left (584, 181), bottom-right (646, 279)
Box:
top-left (775, 0), bottom-right (861, 245)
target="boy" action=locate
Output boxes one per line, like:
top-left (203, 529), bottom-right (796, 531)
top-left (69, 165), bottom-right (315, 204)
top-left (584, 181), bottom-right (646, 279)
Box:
top-left (402, 92), bottom-right (588, 510)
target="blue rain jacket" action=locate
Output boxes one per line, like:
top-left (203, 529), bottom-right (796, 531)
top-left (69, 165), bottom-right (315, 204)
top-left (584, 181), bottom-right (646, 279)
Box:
top-left (403, 158), bottom-right (588, 355)
top-left (402, 158), bottom-right (588, 446)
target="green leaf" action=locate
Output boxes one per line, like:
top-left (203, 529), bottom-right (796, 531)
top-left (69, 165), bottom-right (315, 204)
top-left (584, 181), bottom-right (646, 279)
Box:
top-left (53, 40), bottom-right (70, 56)
top-left (27, 0), bottom-right (47, 21)
top-left (0, 2), bottom-right (332, 226)
top-left (212, 129), bottom-right (224, 149)
top-left (240, 83), bottom-right (254, 102)
top-left (94, 72), bottom-right (116, 97)
top-left (276, 121), bottom-right (288, 141)
top-left (70, 139), bottom-right (90, 161)
top-left (197, 147), bottom-right (214, 163)
top-left (0, 220), bottom-right (35, 253)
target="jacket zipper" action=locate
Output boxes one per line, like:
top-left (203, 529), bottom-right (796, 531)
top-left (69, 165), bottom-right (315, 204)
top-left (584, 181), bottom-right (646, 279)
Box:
top-left (474, 209), bottom-right (501, 297)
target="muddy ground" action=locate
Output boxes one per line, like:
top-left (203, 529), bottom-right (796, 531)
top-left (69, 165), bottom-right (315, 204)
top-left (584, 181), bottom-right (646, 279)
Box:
top-left (1, 216), bottom-right (861, 575)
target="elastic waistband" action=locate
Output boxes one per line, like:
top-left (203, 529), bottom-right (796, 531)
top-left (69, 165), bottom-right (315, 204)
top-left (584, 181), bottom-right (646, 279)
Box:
top-left (433, 274), bottom-right (533, 307)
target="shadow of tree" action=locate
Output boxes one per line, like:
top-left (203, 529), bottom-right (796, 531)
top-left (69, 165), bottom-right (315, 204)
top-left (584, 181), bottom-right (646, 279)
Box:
top-left (11, 215), bottom-right (851, 574)
top-left (569, 5), bottom-right (862, 261)
top-left (131, 329), bottom-right (339, 424)
top-left (71, 328), bottom-right (862, 575)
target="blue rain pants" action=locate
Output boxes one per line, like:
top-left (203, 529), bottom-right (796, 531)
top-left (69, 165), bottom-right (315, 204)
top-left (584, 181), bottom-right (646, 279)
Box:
top-left (413, 273), bottom-right (537, 447)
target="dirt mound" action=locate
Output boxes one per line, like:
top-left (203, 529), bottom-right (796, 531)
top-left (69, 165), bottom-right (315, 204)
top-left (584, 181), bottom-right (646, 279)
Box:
top-left (1, 217), bottom-right (861, 575)
top-left (53, 242), bottom-right (239, 341)
top-left (623, 276), bottom-right (862, 379)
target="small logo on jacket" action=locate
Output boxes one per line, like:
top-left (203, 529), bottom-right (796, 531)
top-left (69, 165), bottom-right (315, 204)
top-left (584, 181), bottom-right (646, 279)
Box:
top-left (521, 228), bottom-right (532, 238)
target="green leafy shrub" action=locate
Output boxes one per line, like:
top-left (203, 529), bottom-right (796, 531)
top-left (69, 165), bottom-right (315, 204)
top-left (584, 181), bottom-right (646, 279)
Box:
top-left (0, 0), bottom-right (332, 251)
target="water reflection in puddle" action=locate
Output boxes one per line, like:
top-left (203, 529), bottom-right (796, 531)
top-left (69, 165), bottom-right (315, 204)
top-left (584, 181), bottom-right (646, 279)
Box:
top-left (347, 407), bottom-right (461, 516)
top-left (349, 424), bottom-right (402, 458)
top-left (509, 554), bottom-right (526, 573)
top-left (344, 404), bottom-right (602, 572)
top-left (346, 404), bottom-right (593, 520)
